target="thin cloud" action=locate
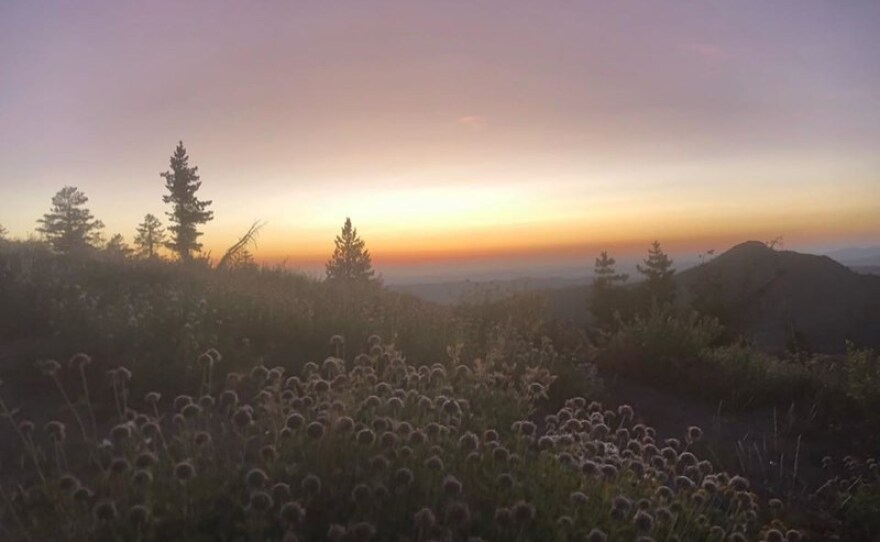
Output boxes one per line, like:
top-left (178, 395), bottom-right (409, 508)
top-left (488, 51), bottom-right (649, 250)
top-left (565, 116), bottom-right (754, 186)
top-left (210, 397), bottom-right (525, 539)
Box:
top-left (456, 115), bottom-right (487, 131)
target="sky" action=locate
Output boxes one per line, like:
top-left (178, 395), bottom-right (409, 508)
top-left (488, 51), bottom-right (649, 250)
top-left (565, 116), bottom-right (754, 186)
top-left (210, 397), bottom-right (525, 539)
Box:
top-left (1, 1), bottom-right (879, 281)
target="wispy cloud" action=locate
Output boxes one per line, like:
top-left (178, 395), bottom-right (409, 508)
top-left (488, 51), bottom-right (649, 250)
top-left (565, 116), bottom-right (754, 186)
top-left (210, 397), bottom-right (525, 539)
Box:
top-left (456, 115), bottom-right (487, 131)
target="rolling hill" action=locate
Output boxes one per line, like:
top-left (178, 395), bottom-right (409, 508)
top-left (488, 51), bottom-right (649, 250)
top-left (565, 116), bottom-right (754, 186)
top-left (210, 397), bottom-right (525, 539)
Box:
top-left (677, 241), bottom-right (880, 353)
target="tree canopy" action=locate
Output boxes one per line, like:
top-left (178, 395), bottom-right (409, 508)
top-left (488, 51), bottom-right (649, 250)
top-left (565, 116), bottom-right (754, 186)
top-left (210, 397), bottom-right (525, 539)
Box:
top-left (162, 141), bottom-right (213, 261)
top-left (325, 218), bottom-right (375, 283)
top-left (134, 214), bottom-right (166, 259)
top-left (637, 240), bottom-right (676, 306)
top-left (36, 186), bottom-right (104, 254)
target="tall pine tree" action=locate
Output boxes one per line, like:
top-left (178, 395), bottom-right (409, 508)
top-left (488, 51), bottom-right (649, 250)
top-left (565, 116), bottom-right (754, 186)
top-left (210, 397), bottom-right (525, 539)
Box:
top-left (325, 218), bottom-right (375, 282)
top-left (37, 186), bottom-right (104, 254)
top-left (134, 213), bottom-right (166, 259)
top-left (636, 240), bottom-right (676, 307)
top-left (161, 141), bottom-right (213, 261)
top-left (591, 250), bottom-right (629, 329)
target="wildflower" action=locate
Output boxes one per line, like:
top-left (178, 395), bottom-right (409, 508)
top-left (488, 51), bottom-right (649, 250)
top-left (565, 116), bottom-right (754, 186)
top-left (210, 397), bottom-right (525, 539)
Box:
top-left (18, 420), bottom-right (35, 437)
top-left (729, 475), bottom-right (750, 491)
top-left (587, 528), bottom-right (607, 542)
top-left (132, 469), bottom-right (153, 487)
top-left (424, 455), bottom-right (444, 471)
top-left (414, 507), bottom-right (436, 530)
top-left (128, 504), bottom-right (150, 528)
top-left (73, 486), bottom-right (93, 502)
top-left (445, 501), bottom-right (471, 527)
top-left (37, 359), bottom-right (61, 377)
top-left (351, 483), bottom-right (372, 504)
top-left (246, 468), bottom-right (268, 489)
top-left (306, 421), bottom-right (325, 439)
top-left (512, 501), bottom-right (535, 523)
top-left (249, 490), bottom-right (274, 512)
top-left (109, 457), bottom-right (131, 475)
top-left (634, 510), bottom-right (654, 532)
top-left (357, 428), bottom-right (376, 445)
top-left (173, 395), bottom-right (193, 411)
top-left (92, 499), bottom-right (118, 522)
top-left (570, 491), bottom-right (588, 506)
top-left (69, 353), bottom-right (92, 369)
top-left (394, 467), bottom-right (414, 488)
top-left (686, 425), bottom-right (703, 443)
top-left (496, 472), bottom-right (515, 490)
top-left (301, 474), bottom-right (321, 495)
top-left (58, 474), bottom-right (80, 492)
top-left (785, 530), bottom-right (802, 542)
top-left (442, 475), bottom-right (463, 497)
top-left (45, 420), bottom-right (66, 442)
top-left (280, 501), bottom-right (305, 524)
top-left (765, 529), bottom-right (784, 542)
top-left (173, 460), bottom-right (196, 482)
top-left (369, 454), bottom-right (390, 471)
top-left (144, 391), bottom-right (161, 405)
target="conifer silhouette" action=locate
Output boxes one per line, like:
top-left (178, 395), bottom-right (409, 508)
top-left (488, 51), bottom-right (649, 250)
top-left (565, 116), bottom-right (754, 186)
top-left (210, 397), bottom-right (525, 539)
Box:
top-left (37, 186), bottom-right (104, 254)
top-left (637, 241), bottom-right (676, 306)
top-left (162, 141), bottom-right (213, 261)
top-left (134, 214), bottom-right (165, 259)
top-left (326, 218), bottom-right (375, 282)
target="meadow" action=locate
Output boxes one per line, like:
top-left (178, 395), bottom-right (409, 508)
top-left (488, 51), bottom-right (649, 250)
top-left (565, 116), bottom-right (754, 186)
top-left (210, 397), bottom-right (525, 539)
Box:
top-left (0, 242), bottom-right (878, 541)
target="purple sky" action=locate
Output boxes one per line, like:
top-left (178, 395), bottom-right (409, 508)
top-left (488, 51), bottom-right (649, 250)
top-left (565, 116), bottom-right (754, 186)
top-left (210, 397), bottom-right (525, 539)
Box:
top-left (1, 1), bottom-right (879, 280)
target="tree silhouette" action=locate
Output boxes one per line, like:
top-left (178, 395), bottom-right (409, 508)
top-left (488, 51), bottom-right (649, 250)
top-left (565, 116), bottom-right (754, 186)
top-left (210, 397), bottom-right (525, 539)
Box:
top-left (0, 224), bottom-right (6, 240)
top-left (105, 234), bottom-right (134, 260)
top-left (134, 214), bottom-right (166, 259)
top-left (326, 218), bottom-right (375, 282)
top-left (37, 186), bottom-right (104, 254)
top-left (636, 241), bottom-right (676, 306)
top-left (162, 141), bottom-right (213, 261)
top-left (591, 250), bottom-right (629, 329)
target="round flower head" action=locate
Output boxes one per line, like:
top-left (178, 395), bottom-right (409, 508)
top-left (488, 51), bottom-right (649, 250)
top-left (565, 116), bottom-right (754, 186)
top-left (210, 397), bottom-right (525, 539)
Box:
top-left (144, 391), bottom-right (161, 405)
top-left (765, 529), bottom-right (784, 542)
top-left (249, 490), bottom-right (274, 512)
top-left (45, 420), bottom-right (66, 442)
top-left (327, 524), bottom-right (347, 542)
top-left (246, 468), bottom-right (268, 489)
top-left (414, 507), bottom-right (436, 530)
top-left (512, 501), bottom-right (535, 523)
top-left (570, 491), bottom-right (588, 506)
top-left (109, 457), bottom-right (131, 475)
top-left (37, 359), bottom-right (62, 377)
top-left (301, 474), bottom-right (321, 495)
top-left (442, 475), bottom-right (463, 497)
top-left (92, 499), bottom-right (118, 522)
top-left (68, 353), bottom-right (92, 370)
top-left (351, 483), bottom-right (372, 504)
top-left (306, 421), bottom-right (325, 439)
top-left (424, 455), bottom-right (444, 471)
top-left (280, 501), bottom-right (305, 525)
top-left (110, 423), bottom-right (132, 443)
top-left (58, 474), bottom-right (80, 493)
top-left (494, 507), bottom-right (512, 528)
top-left (634, 510), bottom-right (654, 532)
top-left (587, 528), bottom-right (607, 542)
top-left (445, 501), bottom-right (471, 527)
top-left (173, 460), bottom-right (196, 483)
top-left (132, 469), bottom-right (153, 487)
top-left (729, 475), bottom-right (750, 491)
top-left (173, 395), bottom-right (193, 411)
top-left (785, 530), bottom-right (802, 542)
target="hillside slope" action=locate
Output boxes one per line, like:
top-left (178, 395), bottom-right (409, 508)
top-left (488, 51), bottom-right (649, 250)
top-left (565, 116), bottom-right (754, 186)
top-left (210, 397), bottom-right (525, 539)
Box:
top-left (678, 241), bottom-right (880, 353)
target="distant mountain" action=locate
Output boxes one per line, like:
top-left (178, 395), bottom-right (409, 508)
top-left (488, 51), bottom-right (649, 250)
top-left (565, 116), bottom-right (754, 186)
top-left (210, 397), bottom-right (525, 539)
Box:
top-left (678, 241), bottom-right (880, 353)
top-left (389, 276), bottom-right (590, 305)
top-left (825, 246), bottom-right (880, 266)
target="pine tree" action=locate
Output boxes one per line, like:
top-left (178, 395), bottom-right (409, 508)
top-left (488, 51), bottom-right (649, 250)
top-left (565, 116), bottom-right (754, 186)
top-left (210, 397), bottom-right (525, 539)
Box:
top-left (0, 224), bottom-right (7, 240)
top-left (325, 218), bottom-right (375, 282)
top-left (105, 234), bottom-right (134, 260)
top-left (134, 213), bottom-right (166, 259)
top-left (161, 141), bottom-right (213, 261)
top-left (591, 251), bottom-right (629, 329)
top-left (36, 186), bottom-right (104, 254)
top-left (636, 240), bottom-right (676, 306)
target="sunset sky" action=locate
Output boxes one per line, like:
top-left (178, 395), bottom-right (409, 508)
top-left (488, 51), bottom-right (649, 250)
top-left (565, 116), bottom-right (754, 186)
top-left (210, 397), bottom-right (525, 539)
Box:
top-left (1, 1), bottom-right (879, 281)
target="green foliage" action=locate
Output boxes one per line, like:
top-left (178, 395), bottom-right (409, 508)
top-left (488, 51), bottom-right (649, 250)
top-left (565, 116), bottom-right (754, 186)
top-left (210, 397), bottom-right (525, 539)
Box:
top-left (590, 251), bottom-right (630, 331)
top-left (104, 234), bottom-right (134, 261)
top-left (162, 141), bottom-right (213, 261)
top-left (636, 241), bottom-right (676, 308)
top-left (134, 214), bottom-right (166, 259)
top-left (845, 485), bottom-right (880, 540)
top-left (0, 337), bottom-right (792, 542)
top-left (325, 218), bottom-right (375, 283)
top-left (36, 186), bottom-right (105, 255)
